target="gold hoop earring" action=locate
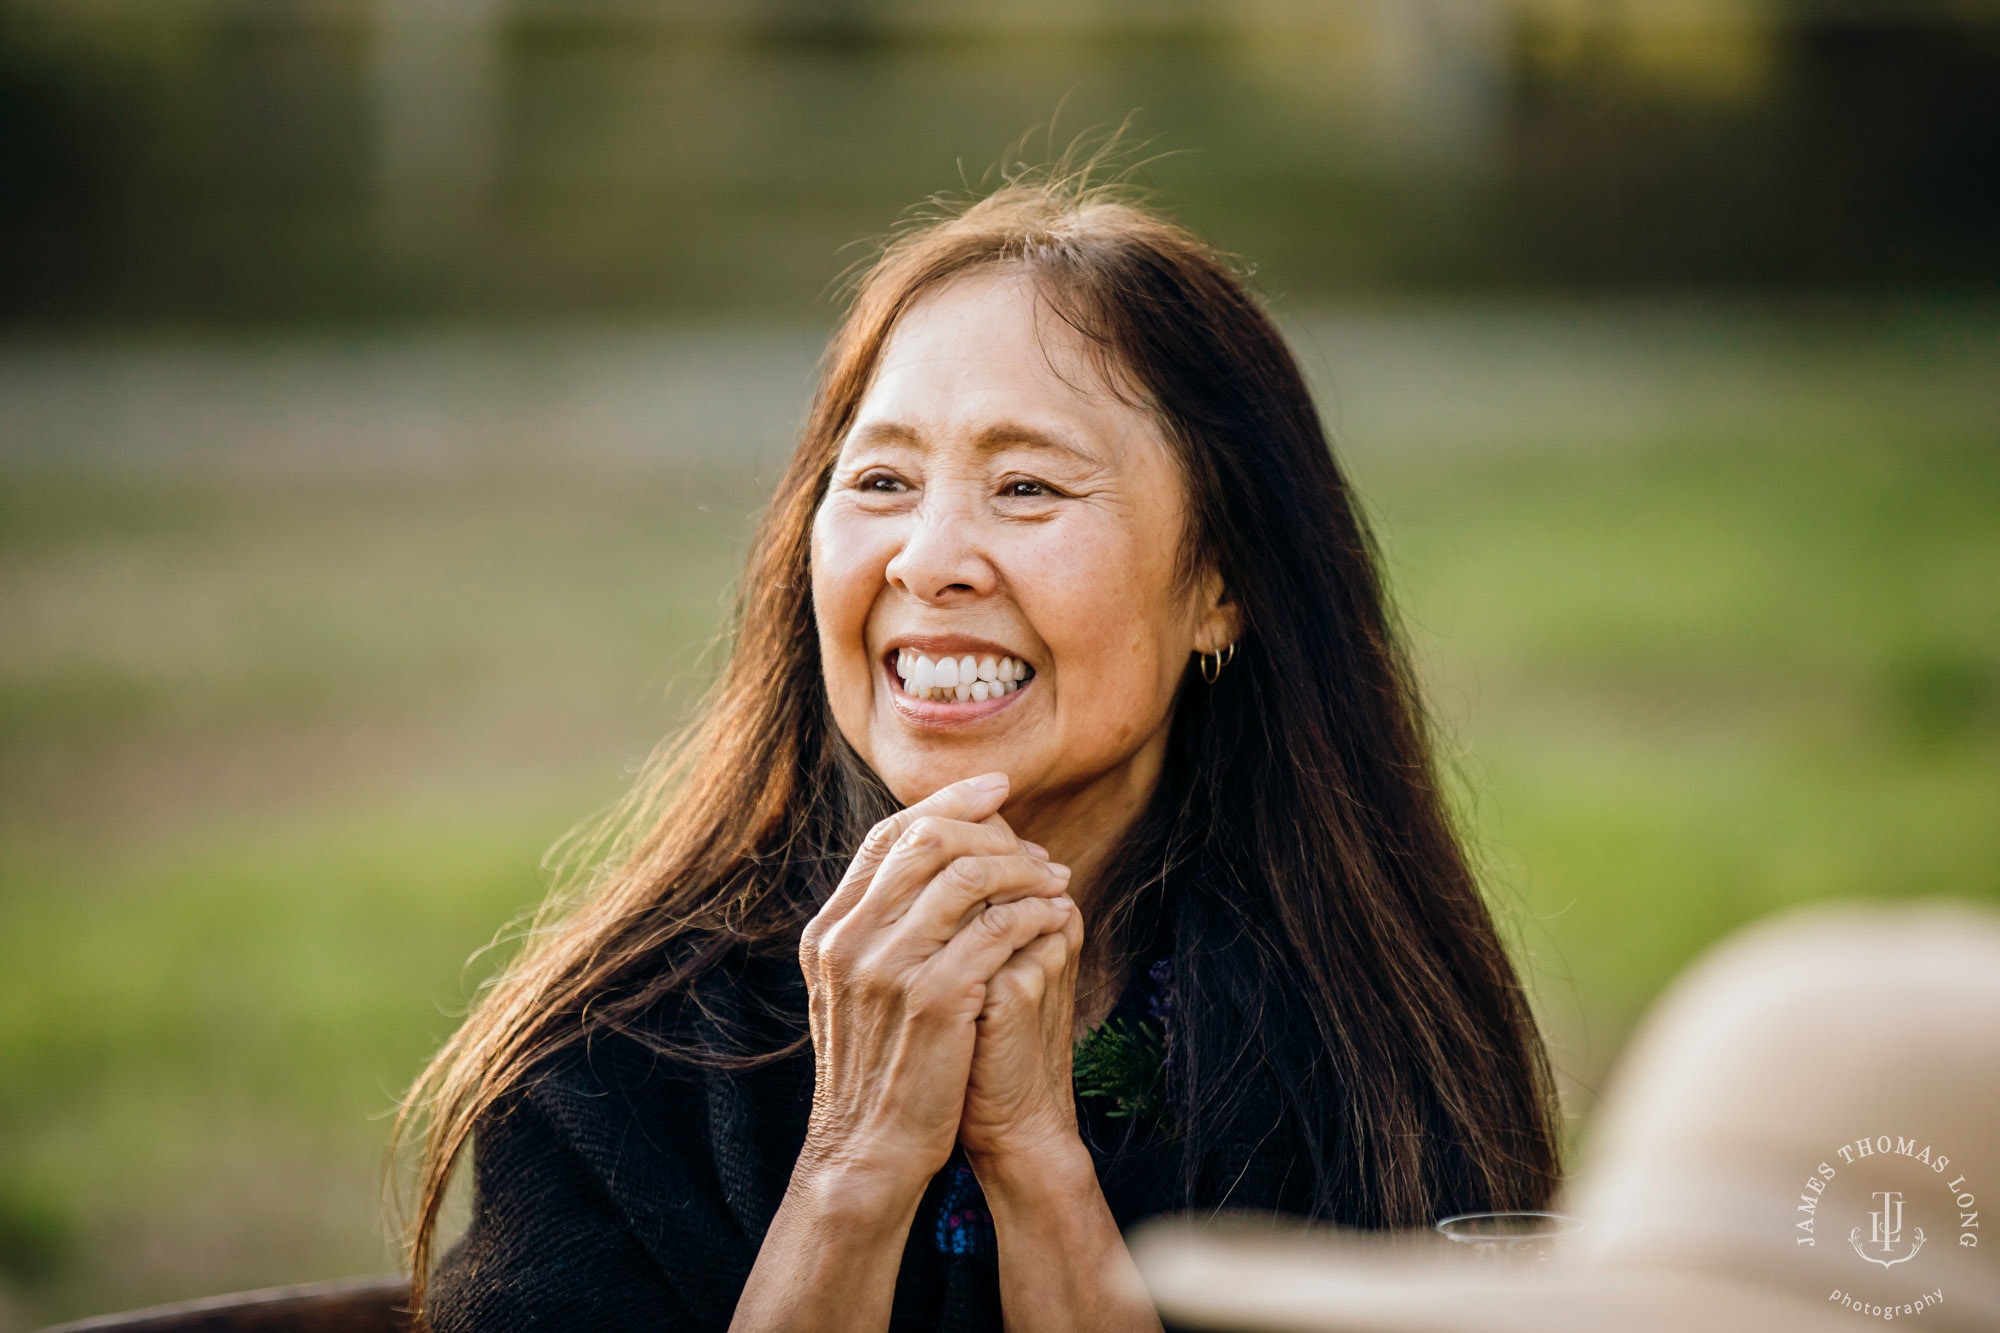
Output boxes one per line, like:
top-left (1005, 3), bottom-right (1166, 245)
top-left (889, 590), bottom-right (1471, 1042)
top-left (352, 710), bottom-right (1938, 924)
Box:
top-left (1200, 641), bottom-right (1236, 684)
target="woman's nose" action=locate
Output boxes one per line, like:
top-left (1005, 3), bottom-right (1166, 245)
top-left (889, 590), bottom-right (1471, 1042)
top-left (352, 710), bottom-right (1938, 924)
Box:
top-left (884, 501), bottom-right (996, 603)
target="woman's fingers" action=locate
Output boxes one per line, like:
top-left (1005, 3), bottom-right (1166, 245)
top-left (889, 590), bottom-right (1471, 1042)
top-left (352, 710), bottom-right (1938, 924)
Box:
top-left (979, 928), bottom-right (1069, 1025)
top-left (976, 807), bottom-right (1050, 862)
top-left (892, 854), bottom-right (1072, 947)
top-left (795, 770), bottom-right (1081, 1198)
top-left (851, 816), bottom-right (1049, 929)
top-left (802, 772), bottom-right (1010, 953)
top-left (921, 895), bottom-right (1075, 988)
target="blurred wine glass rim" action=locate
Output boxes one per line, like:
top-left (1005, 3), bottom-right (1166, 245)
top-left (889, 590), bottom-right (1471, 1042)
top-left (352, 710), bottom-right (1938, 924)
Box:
top-left (1434, 1210), bottom-right (1589, 1240)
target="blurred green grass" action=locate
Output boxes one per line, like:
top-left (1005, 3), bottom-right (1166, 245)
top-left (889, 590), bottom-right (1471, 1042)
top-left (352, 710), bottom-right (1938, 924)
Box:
top-left (0, 468), bottom-right (768, 1324)
top-left (1357, 426), bottom-right (2000, 1131)
top-left (1, 317), bottom-right (1996, 1327)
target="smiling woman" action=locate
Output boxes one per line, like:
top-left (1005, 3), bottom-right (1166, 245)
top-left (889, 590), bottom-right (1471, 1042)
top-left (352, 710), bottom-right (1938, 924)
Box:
top-left (389, 141), bottom-right (1564, 1333)
top-left (812, 266), bottom-right (1240, 970)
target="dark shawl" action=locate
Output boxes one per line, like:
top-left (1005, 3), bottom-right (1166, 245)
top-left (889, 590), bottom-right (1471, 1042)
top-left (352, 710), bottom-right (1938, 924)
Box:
top-left (424, 937), bottom-right (1314, 1331)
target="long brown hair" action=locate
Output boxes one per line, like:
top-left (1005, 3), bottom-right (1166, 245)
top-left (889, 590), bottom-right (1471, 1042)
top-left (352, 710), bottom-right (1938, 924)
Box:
top-left (389, 134), bottom-right (1563, 1322)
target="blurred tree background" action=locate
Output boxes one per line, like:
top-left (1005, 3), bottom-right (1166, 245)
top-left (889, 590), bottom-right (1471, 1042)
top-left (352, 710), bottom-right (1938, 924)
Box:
top-left (1, 0), bottom-right (1996, 1326)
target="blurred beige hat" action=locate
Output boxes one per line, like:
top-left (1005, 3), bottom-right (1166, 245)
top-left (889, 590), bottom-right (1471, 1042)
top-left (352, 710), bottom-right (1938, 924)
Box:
top-left (1131, 898), bottom-right (2000, 1333)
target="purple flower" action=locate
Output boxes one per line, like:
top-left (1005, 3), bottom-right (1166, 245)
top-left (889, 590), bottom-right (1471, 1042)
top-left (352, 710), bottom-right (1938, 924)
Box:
top-left (1146, 956), bottom-right (1174, 1021)
top-left (1146, 956), bottom-right (1178, 1108)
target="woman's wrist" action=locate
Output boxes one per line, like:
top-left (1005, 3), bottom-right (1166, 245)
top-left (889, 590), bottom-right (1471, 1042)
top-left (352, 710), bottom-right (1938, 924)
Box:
top-left (974, 1137), bottom-right (1164, 1333)
top-left (790, 1134), bottom-right (936, 1230)
top-left (735, 1144), bottom-right (927, 1333)
top-left (964, 1133), bottom-right (1096, 1208)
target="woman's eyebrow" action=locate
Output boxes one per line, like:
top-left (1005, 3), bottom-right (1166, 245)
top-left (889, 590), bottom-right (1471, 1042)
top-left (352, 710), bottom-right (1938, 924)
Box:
top-left (844, 419), bottom-right (1102, 468)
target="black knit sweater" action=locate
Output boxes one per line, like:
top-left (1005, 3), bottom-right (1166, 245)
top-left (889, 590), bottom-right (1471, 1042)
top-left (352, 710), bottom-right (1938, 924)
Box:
top-left (424, 944), bottom-right (1304, 1331)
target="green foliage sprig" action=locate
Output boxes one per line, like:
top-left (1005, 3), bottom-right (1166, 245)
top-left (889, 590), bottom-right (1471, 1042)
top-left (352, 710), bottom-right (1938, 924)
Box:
top-left (1072, 1016), bottom-right (1172, 1137)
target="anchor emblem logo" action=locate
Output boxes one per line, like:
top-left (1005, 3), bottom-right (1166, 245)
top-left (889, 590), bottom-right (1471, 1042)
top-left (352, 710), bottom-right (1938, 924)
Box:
top-left (1849, 1190), bottom-right (1926, 1268)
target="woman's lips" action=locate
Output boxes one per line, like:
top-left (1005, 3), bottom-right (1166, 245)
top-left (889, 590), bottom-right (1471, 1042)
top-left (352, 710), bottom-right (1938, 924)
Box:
top-left (882, 653), bottom-right (1033, 725)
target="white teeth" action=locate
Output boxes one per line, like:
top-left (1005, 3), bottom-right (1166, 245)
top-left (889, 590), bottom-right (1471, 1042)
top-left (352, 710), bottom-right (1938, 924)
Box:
top-left (893, 649), bottom-right (1033, 701)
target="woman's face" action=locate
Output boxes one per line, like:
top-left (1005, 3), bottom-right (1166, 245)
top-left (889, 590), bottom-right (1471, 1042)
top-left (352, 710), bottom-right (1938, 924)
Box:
top-left (811, 268), bottom-right (1237, 833)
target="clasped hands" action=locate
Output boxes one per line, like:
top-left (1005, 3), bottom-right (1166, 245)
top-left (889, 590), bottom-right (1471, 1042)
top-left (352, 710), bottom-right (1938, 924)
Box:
top-left (797, 770), bottom-right (1088, 1195)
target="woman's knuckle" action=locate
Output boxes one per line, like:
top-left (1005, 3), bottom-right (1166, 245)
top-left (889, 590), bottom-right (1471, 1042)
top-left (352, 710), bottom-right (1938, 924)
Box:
top-left (904, 980), bottom-right (951, 1023)
top-left (990, 969), bottom-right (1033, 1004)
top-left (852, 955), bottom-right (902, 997)
top-left (904, 816), bottom-right (946, 850)
top-left (946, 856), bottom-right (988, 891)
top-left (816, 929), bottom-right (859, 973)
top-left (862, 819), bottom-right (902, 855)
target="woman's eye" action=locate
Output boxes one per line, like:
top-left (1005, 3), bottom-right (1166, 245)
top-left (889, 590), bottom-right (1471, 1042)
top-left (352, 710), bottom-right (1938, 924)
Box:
top-left (858, 472), bottom-right (905, 493)
top-left (1004, 478), bottom-right (1054, 498)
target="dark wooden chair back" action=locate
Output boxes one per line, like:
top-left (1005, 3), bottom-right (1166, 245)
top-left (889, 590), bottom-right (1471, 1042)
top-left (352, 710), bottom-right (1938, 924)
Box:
top-left (35, 1275), bottom-right (413, 1333)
